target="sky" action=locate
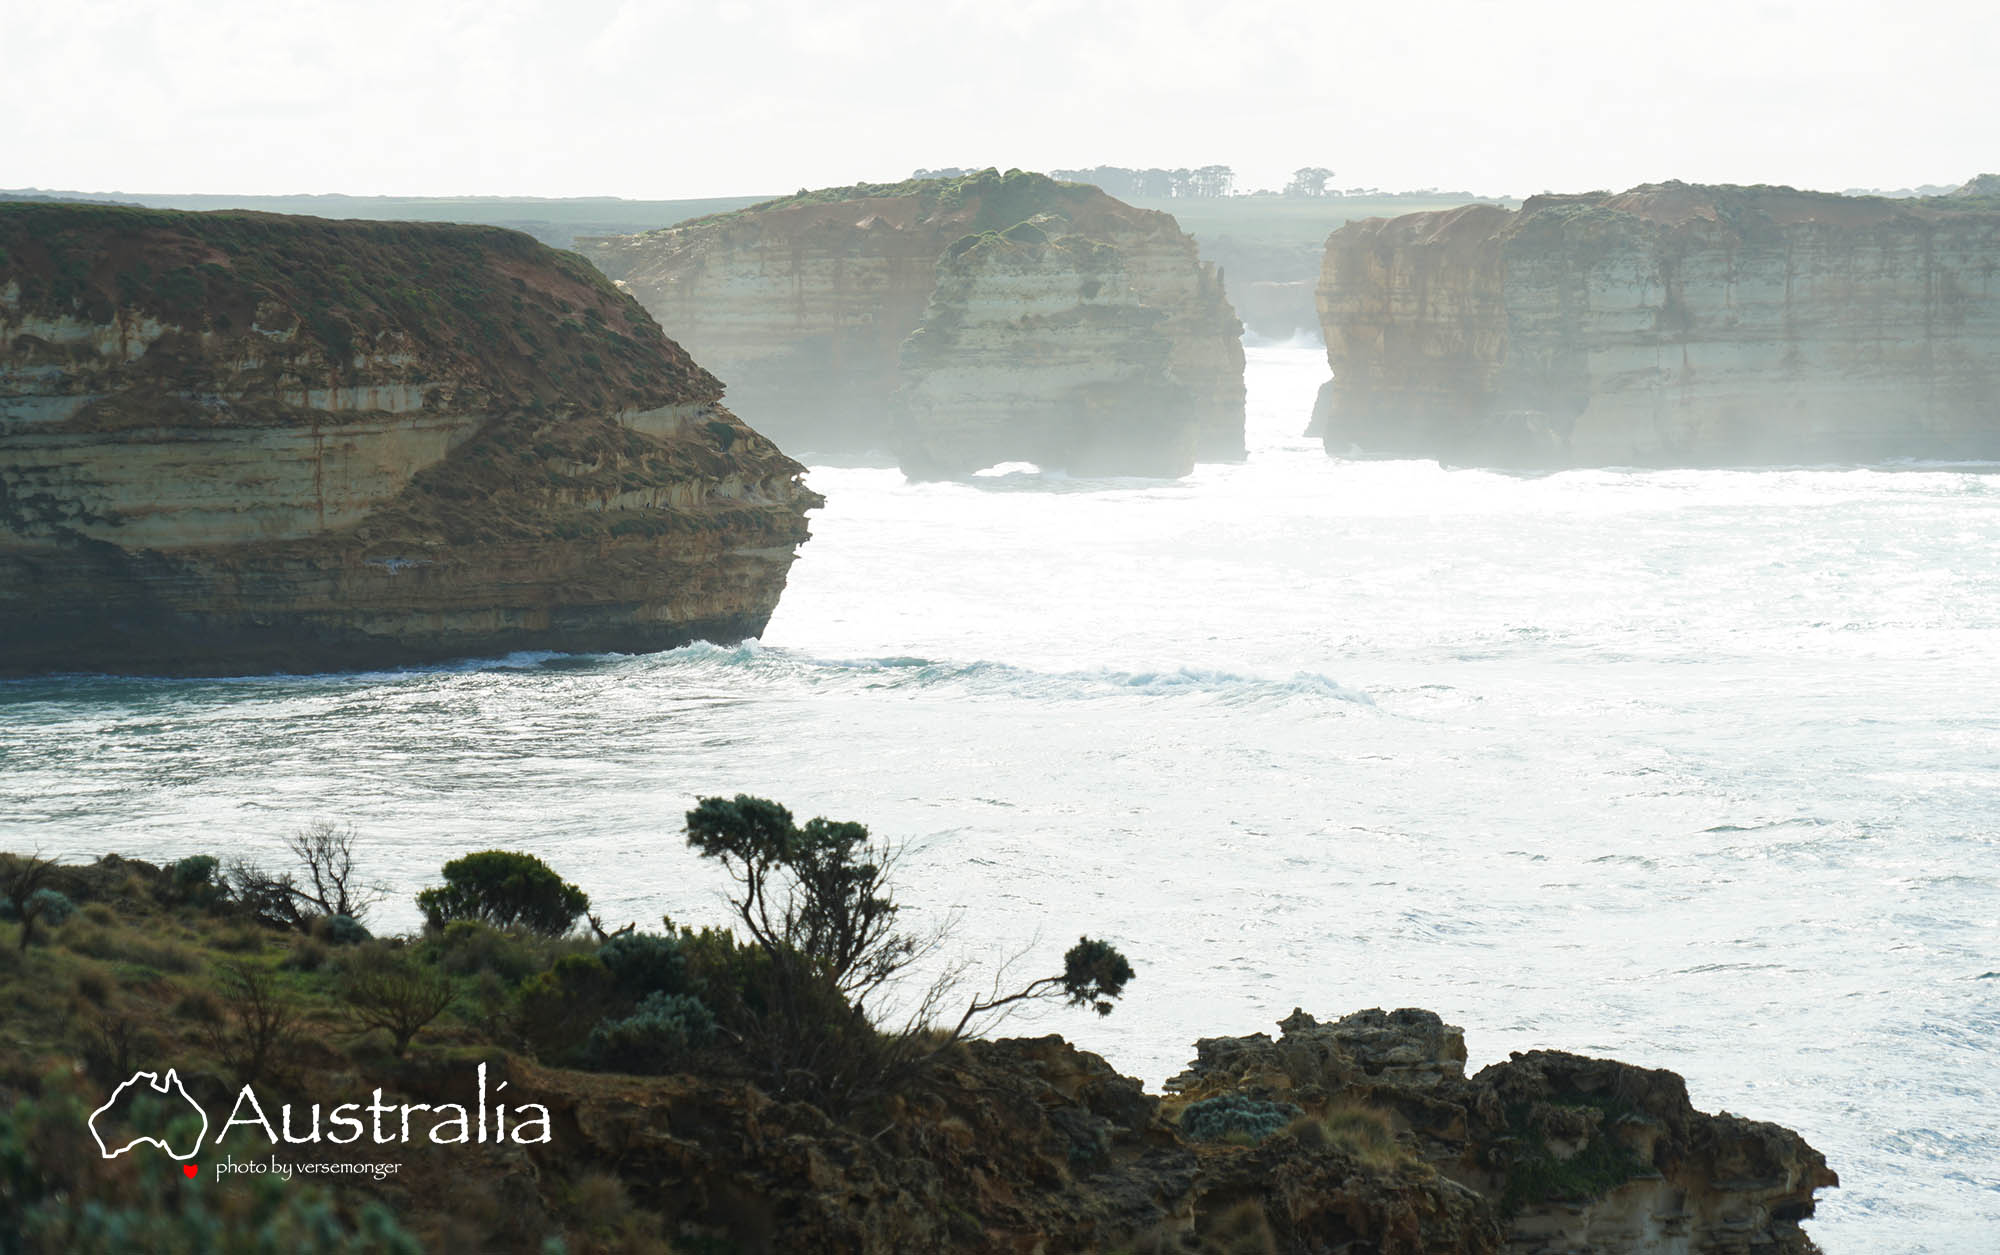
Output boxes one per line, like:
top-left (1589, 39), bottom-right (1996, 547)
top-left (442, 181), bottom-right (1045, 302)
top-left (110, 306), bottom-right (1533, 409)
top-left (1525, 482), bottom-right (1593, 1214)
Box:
top-left (5, 0), bottom-right (1996, 200)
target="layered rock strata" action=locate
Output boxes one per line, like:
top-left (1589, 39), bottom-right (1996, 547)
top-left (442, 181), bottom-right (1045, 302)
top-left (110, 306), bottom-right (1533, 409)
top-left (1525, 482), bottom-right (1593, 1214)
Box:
top-left (894, 222), bottom-right (1198, 478)
top-left (578, 168), bottom-right (1245, 469)
top-left (1313, 182), bottom-right (2000, 466)
top-left (0, 203), bottom-right (818, 675)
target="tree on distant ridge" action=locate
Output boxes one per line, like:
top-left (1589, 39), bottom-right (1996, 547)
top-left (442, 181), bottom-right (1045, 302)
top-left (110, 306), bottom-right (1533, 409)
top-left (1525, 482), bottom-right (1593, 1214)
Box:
top-left (1285, 167), bottom-right (1335, 197)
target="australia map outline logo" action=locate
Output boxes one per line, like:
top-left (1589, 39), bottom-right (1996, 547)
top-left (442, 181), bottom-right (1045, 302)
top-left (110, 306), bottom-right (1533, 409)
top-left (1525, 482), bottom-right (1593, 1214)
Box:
top-left (88, 1069), bottom-right (209, 1160)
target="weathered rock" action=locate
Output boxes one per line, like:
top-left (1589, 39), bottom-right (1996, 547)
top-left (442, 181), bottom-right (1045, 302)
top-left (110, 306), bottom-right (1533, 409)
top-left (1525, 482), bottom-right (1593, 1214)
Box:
top-left (1166, 1009), bottom-right (1835, 1255)
top-left (1315, 182), bottom-right (2000, 466)
top-left (1167, 1007), bottom-right (1470, 1102)
top-left (0, 203), bottom-right (819, 675)
top-left (579, 169), bottom-right (1245, 470)
top-left (428, 1031), bottom-right (1499, 1255)
top-left (382, 1007), bottom-right (1831, 1253)
top-left (894, 223), bottom-right (1200, 478)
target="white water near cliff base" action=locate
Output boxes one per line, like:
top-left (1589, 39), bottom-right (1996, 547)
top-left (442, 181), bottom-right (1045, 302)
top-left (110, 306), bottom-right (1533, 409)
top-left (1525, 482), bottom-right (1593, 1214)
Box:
top-left (4, 346), bottom-right (1998, 1251)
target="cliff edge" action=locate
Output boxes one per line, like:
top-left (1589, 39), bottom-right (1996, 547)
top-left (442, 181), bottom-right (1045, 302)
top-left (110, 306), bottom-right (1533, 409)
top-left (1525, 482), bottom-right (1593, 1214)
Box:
top-left (0, 203), bottom-right (819, 675)
top-left (1313, 182), bottom-right (2000, 466)
top-left (578, 168), bottom-right (1245, 471)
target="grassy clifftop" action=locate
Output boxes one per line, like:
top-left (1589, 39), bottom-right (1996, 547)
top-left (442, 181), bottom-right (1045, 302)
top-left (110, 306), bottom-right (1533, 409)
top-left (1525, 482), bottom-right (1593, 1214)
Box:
top-left (0, 203), bottom-right (721, 421)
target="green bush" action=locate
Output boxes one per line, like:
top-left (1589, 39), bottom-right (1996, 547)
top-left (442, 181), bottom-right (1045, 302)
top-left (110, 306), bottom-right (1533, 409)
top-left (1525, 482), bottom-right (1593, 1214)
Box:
top-left (167, 855), bottom-right (224, 907)
top-left (1179, 1094), bottom-right (1303, 1144)
top-left (583, 991), bottom-right (715, 1074)
top-left (323, 914), bottom-right (370, 946)
top-left (515, 953), bottom-right (620, 1059)
top-left (428, 919), bottom-right (561, 984)
top-left (339, 945), bottom-right (455, 1056)
top-left (6, 889), bottom-right (69, 925)
top-left (415, 851), bottom-right (588, 936)
top-left (595, 931), bottom-right (690, 1000)
top-left (0, 1090), bottom-right (421, 1253)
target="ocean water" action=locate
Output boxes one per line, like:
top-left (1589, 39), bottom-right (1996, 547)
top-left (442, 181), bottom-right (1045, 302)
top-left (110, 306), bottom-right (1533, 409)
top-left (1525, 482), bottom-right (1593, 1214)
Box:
top-left (4, 345), bottom-right (1997, 1251)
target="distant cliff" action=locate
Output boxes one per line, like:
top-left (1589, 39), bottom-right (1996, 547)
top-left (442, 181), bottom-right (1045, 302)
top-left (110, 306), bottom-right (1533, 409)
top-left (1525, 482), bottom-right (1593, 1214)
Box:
top-left (1313, 183), bottom-right (2000, 466)
top-left (578, 169), bottom-right (1245, 472)
top-left (0, 203), bottom-right (819, 675)
top-left (895, 224), bottom-right (1201, 478)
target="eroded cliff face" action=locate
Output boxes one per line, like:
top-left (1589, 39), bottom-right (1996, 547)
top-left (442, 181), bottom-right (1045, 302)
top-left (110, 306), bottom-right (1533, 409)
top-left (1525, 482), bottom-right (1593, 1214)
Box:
top-left (367, 1006), bottom-right (1829, 1255)
top-left (1315, 183), bottom-right (2000, 466)
top-left (1166, 1009), bottom-right (1837, 1255)
top-left (578, 168), bottom-right (1246, 469)
top-left (894, 223), bottom-right (1199, 478)
top-left (0, 203), bottom-right (818, 675)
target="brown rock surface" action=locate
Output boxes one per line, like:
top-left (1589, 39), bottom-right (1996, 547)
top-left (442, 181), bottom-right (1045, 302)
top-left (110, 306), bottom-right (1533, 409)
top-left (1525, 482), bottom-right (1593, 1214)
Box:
top-left (1314, 182), bottom-right (2000, 466)
top-left (1165, 1009), bottom-right (1836, 1255)
top-left (364, 1007), bottom-right (1828, 1254)
top-left (0, 203), bottom-right (819, 675)
top-left (578, 169), bottom-right (1245, 469)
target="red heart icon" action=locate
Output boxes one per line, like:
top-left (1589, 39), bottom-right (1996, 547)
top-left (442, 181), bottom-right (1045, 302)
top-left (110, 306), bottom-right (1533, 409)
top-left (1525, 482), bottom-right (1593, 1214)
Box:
top-left (182, 1164), bottom-right (198, 1179)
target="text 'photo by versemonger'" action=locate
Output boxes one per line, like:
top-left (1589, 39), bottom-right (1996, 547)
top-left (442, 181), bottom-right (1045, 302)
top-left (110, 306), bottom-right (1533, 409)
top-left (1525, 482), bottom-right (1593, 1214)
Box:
top-left (3, 2), bottom-right (1997, 1252)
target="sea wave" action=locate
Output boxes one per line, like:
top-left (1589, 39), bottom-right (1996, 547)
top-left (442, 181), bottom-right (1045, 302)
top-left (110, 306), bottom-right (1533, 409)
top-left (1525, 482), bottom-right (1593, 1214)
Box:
top-left (646, 640), bottom-right (1376, 706)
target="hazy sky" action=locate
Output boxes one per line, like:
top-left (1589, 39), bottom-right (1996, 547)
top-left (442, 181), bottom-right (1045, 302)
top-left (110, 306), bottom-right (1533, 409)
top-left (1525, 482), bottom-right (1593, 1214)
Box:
top-left (7, 0), bottom-right (1995, 199)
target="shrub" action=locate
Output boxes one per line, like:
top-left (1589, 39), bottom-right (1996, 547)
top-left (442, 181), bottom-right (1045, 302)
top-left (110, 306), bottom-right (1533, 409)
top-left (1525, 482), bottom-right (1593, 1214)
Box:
top-left (595, 931), bottom-right (691, 1000)
top-left (1178, 1094), bottom-right (1303, 1144)
top-left (339, 946), bottom-right (455, 1056)
top-left (515, 953), bottom-right (619, 1058)
top-left (416, 851), bottom-right (589, 936)
top-left (59, 922), bottom-right (200, 973)
top-left (283, 935), bottom-right (329, 972)
top-left (0, 1089), bottom-right (421, 1253)
top-left (173, 987), bottom-right (226, 1023)
top-left (225, 858), bottom-right (308, 932)
top-left (1, 854), bottom-right (63, 950)
top-left (202, 962), bottom-right (300, 1087)
top-left (167, 854), bottom-right (225, 907)
top-left (582, 991), bottom-right (715, 1074)
top-left (25, 889), bottom-right (74, 927)
top-left (430, 919), bottom-right (561, 984)
top-left (1288, 1105), bottom-right (1408, 1167)
top-left (321, 914), bottom-right (371, 946)
top-left (213, 923), bottom-right (266, 953)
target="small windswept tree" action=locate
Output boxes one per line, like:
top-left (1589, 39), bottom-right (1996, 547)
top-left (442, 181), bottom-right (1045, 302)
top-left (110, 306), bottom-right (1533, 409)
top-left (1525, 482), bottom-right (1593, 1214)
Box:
top-left (685, 796), bottom-right (916, 1008)
top-left (340, 947), bottom-right (456, 1056)
top-left (682, 795), bottom-right (1135, 1107)
top-left (284, 821), bottom-right (384, 922)
top-left (0, 853), bottom-right (62, 952)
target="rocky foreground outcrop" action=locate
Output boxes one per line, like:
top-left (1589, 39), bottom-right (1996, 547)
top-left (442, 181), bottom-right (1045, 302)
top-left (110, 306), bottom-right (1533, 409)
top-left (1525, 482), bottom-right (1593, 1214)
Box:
top-left (1312, 182), bottom-right (2000, 466)
top-left (0, 203), bottom-right (818, 675)
top-left (578, 169), bottom-right (1245, 473)
top-left (393, 1006), bottom-right (1831, 1254)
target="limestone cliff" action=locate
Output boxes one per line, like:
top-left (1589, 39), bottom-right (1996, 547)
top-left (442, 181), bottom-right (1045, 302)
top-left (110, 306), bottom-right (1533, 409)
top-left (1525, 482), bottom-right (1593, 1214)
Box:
top-left (894, 222), bottom-right (1199, 478)
top-left (0, 203), bottom-right (819, 675)
top-left (578, 168), bottom-right (1245, 469)
top-left (1314, 183), bottom-right (2000, 466)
